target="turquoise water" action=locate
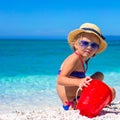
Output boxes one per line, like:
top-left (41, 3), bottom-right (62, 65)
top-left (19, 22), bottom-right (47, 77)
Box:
top-left (0, 38), bottom-right (120, 109)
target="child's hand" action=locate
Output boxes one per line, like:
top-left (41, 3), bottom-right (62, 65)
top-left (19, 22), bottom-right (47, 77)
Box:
top-left (75, 77), bottom-right (92, 102)
top-left (79, 76), bottom-right (92, 90)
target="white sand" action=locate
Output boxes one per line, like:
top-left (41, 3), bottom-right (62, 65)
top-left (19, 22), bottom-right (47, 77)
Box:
top-left (0, 101), bottom-right (120, 120)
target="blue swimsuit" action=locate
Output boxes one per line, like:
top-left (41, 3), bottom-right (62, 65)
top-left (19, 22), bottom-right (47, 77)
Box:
top-left (70, 71), bottom-right (85, 78)
top-left (58, 70), bottom-right (85, 78)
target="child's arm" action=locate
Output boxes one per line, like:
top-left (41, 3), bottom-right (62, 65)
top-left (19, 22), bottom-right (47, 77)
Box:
top-left (57, 74), bottom-right (91, 87)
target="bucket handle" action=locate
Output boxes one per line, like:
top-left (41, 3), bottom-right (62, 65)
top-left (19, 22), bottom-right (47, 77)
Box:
top-left (75, 79), bottom-right (93, 102)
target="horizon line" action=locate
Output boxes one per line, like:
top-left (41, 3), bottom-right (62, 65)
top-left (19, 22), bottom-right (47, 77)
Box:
top-left (0, 35), bottom-right (120, 40)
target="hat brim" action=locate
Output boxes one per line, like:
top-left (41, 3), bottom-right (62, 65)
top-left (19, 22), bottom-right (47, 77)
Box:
top-left (68, 29), bottom-right (107, 54)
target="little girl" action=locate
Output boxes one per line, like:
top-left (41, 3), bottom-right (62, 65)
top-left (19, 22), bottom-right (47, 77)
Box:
top-left (56, 23), bottom-right (116, 110)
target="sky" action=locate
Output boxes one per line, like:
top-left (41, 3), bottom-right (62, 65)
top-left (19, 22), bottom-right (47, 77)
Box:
top-left (0, 0), bottom-right (120, 39)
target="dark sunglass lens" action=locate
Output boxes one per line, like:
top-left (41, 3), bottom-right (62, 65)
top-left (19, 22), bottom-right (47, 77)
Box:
top-left (91, 43), bottom-right (99, 49)
top-left (81, 41), bottom-right (89, 47)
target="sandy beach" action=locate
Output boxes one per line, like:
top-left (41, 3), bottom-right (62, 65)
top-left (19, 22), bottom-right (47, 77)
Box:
top-left (0, 101), bottom-right (120, 120)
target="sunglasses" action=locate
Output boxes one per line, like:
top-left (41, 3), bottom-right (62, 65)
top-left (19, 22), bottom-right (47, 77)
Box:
top-left (79, 40), bottom-right (99, 50)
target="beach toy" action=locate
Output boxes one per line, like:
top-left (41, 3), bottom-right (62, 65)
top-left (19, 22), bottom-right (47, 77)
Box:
top-left (76, 79), bottom-right (112, 118)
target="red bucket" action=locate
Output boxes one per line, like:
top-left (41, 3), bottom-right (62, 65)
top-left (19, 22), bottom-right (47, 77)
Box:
top-left (76, 79), bottom-right (112, 118)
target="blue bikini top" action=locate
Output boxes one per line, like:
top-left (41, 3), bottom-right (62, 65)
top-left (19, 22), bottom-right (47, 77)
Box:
top-left (70, 71), bottom-right (85, 78)
top-left (58, 70), bottom-right (85, 78)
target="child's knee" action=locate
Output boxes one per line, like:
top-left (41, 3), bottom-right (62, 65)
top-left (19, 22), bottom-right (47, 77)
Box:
top-left (91, 72), bottom-right (104, 81)
top-left (110, 87), bottom-right (116, 100)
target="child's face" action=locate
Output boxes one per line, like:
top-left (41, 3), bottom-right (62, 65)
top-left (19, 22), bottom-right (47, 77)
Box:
top-left (74, 33), bottom-right (100, 58)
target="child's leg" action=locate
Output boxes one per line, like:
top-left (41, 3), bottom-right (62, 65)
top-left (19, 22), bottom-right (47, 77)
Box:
top-left (91, 72), bottom-right (104, 81)
top-left (109, 87), bottom-right (116, 100)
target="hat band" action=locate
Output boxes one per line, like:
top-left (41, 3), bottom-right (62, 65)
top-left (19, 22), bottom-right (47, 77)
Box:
top-left (81, 28), bottom-right (105, 40)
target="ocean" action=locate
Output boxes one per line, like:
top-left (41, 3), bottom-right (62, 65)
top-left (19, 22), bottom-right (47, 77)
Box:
top-left (0, 37), bottom-right (120, 112)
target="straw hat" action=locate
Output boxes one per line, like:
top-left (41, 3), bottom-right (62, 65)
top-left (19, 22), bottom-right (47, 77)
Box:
top-left (68, 23), bottom-right (107, 54)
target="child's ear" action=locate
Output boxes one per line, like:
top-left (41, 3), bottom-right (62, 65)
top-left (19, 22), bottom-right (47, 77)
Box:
top-left (74, 41), bottom-right (78, 49)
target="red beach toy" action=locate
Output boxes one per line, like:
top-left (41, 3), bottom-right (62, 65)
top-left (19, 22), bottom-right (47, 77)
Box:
top-left (76, 79), bottom-right (112, 118)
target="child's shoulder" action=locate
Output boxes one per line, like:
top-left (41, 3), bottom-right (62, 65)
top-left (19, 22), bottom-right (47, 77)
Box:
top-left (64, 53), bottom-right (80, 64)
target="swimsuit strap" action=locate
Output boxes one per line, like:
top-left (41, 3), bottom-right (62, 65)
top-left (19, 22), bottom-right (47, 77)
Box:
top-left (74, 52), bottom-right (85, 72)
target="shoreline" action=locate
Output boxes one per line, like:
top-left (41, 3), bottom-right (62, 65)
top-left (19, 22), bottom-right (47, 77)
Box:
top-left (0, 101), bottom-right (120, 120)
